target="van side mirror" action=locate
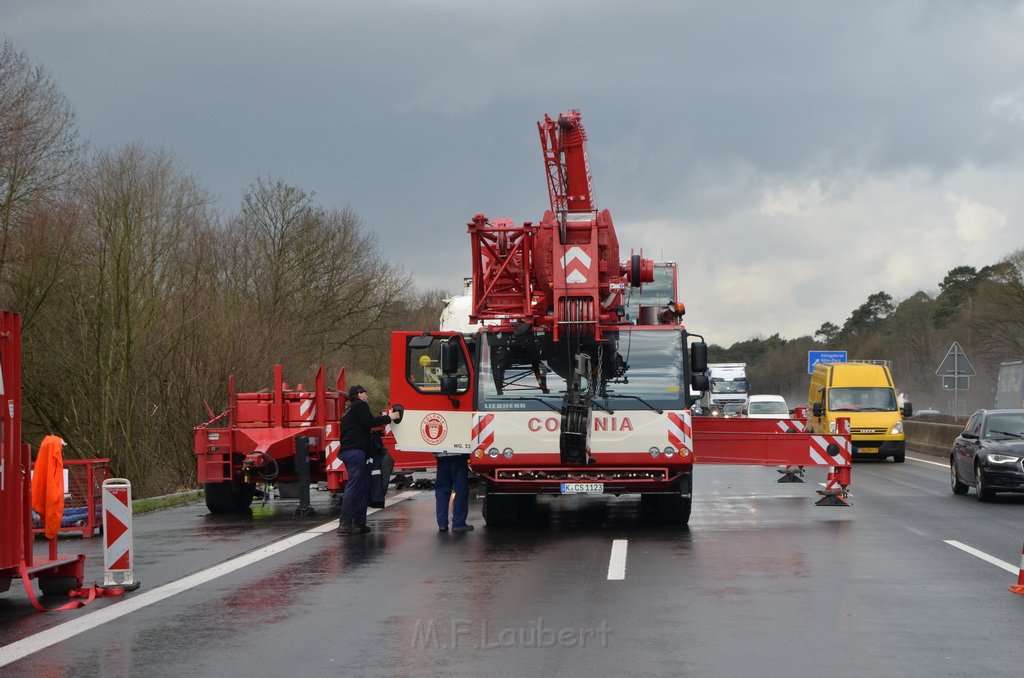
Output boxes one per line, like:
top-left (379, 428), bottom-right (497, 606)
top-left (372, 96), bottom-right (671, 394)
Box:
top-left (812, 403), bottom-right (824, 417)
top-left (902, 402), bottom-right (913, 417)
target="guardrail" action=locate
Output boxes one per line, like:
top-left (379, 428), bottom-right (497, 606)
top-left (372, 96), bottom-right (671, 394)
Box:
top-left (904, 420), bottom-right (962, 458)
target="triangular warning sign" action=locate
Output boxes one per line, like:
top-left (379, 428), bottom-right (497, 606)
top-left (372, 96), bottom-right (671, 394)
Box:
top-left (936, 342), bottom-right (976, 376)
top-left (106, 512), bottom-right (128, 547)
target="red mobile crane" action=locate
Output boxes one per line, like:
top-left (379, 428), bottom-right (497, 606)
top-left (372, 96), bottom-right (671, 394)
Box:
top-left (387, 111), bottom-right (852, 525)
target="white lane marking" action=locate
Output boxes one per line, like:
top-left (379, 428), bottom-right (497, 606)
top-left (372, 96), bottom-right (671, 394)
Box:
top-left (907, 455), bottom-right (948, 468)
top-left (607, 539), bottom-right (628, 580)
top-left (944, 540), bottom-right (1018, 574)
top-left (0, 491), bottom-right (419, 669)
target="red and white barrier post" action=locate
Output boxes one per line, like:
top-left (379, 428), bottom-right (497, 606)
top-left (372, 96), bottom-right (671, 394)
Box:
top-left (102, 478), bottom-right (140, 590)
top-left (1011, 542), bottom-right (1024, 595)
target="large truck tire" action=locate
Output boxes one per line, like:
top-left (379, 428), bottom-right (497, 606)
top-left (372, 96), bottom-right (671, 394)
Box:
top-left (482, 487), bottom-right (521, 527)
top-left (658, 493), bottom-right (692, 525)
top-left (204, 479), bottom-right (256, 513)
top-left (642, 474), bottom-right (692, 525)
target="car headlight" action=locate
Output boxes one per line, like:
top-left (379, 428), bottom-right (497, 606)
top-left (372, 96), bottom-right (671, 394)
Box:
top-left (986, 454), bottom-right (1021, 464)
top-left (891, 421), bottom-right (903, 435)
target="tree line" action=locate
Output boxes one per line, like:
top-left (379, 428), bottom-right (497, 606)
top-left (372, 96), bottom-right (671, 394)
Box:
top-left (1, 40), bottom-right (446, 496)
top-left (709, 258), bottom-right (1024, 418)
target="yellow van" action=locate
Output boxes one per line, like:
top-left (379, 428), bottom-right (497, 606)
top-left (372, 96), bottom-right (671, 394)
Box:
top-left (806, 362), bottom-right (913, 463)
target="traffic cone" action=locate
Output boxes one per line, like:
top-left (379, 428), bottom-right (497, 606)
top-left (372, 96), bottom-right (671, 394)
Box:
top-left (1010, 542), bottom-right (1024, 595)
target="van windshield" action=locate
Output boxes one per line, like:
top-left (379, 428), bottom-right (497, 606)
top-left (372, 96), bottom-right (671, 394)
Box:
top-left (828, 387), bottom-right (896, 412)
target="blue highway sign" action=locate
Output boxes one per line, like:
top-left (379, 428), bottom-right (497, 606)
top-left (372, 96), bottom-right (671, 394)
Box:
top-left (808, 350), bottom-right (847, 374)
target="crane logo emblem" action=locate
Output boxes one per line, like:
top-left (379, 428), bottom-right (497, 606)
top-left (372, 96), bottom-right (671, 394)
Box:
top-left (420, 413), bottom-right (449, 445)
top-left (561, 246), bottom-right (591, 284)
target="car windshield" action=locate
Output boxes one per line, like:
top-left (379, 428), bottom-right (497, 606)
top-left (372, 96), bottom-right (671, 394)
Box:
top-left (984, 413), bottom-right (1024, 440)
top-left (750, 401), bottom-right (788, 415)
top-left (828, 387), bottom-right (896, 412)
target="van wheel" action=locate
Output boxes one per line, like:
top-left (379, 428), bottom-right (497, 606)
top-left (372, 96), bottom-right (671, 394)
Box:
top-left (892, 452), bottom-right (905, 463)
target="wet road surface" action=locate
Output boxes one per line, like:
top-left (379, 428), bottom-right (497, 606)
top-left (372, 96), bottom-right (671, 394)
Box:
top-left (2, 456), bottom-right (1023, 677)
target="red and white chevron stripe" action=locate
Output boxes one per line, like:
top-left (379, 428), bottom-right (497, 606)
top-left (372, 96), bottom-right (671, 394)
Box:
top-left (102, 480), bottom-right (134, 583)
top-left (299, 397), bottom-right (315, 424)
top-left (776, 419), bottom-right (806, 433)
top-left (808, 435), bottom-right (852, 466)
top-left (325, 423), bottom-right (343, 471)
top-left (473, 413), bottom-right (495, 451)
top-left (561, 246), bottom-right (592, 285)
top-left (667, 411), bottom-right (693, 455)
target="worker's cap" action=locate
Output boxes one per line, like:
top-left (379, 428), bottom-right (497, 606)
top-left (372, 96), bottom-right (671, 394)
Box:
top-left (348, 385), bottom-right (367, 400)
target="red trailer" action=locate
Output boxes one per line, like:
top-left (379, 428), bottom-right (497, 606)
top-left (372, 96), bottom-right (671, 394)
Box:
top-left (194, 364), bottom-right (435, 514)
top-left (0, 311), bottom-right (86, 599)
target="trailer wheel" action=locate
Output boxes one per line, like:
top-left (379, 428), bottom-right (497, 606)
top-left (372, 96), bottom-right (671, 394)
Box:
top-left (39, 576), bottom-right (78, 597)
top-left (204, 480), bottom-right (257, 513)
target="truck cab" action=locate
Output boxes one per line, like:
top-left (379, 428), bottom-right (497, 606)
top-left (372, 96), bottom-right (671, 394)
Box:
top-left (806, 362), bottom-right (912, 463)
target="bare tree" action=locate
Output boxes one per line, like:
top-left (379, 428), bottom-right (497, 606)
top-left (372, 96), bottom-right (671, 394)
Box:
top-left (0, 39), bottom-right (80, 289)
top-left (224, 177), bottom-right (412, 376)
top-left (24, 145), bottom-right (216, 495)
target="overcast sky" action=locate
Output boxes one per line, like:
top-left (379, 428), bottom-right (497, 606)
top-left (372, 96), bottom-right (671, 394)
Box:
top-left (6, 1), bottom-right (1024, 345)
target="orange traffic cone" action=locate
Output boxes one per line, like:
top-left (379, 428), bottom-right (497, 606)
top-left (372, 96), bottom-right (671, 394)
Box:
top-left (1010, 542), bottom-right (1024, 595)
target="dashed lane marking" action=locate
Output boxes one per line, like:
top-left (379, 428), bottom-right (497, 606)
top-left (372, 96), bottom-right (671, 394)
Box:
top-left (944, 540), bottom-right (1017, 574)
top-left (607, 539), bottom-right (628, 580)
top-left (907, 455), bottom-right (948, 468)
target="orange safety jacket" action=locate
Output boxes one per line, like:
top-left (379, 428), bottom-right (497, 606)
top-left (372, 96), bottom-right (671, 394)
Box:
top-left (31, 435), bottom-right (65, 539)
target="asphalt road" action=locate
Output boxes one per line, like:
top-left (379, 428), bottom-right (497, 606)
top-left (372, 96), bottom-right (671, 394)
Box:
top-left (2, 453), bottom-right (1023, 677)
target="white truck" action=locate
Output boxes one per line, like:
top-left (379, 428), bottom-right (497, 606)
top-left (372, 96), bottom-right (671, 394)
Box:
top-left (995, 360), bottom-right (1024, 410)
top-left (701, 363), bottom-right (749, 415)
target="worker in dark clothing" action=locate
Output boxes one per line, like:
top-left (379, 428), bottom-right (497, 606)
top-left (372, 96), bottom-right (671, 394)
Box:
top-left (435, 452), bottom-right (473, 532)
top-left (338, 385), bottom-right (398, 536)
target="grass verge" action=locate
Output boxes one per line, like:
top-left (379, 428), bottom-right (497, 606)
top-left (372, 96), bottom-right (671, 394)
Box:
top-left (132, 490), bottom-right (203, 515)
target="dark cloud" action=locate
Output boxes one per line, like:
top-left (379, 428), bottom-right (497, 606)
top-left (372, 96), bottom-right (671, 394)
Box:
top-left (6, 0), bottom-right (1024, 343)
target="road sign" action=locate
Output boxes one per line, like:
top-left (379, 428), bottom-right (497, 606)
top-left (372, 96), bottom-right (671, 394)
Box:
top-left (943, 376), bottom-right (969, 390)
top-left (936, 342), bottom-right (976, 376)
top-left (808, 350), bottom-right (847, 374)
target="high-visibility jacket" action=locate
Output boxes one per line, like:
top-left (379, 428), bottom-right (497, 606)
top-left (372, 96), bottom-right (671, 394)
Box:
top-left (31, 435), bottom-right (65, 539)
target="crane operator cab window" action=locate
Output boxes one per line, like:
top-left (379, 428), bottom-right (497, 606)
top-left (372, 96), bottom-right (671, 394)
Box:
top-left (406, 334), bottom-right (470, 395)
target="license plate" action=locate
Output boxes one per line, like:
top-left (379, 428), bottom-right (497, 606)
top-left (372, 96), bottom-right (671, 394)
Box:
top-left (561, 482), bottom-right (604, 494)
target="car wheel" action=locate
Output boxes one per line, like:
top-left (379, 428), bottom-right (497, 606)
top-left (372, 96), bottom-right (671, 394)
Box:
top-left (950, 456), bottom-right (968, 495)
top-left (975, 463), bottom-right (995, 502)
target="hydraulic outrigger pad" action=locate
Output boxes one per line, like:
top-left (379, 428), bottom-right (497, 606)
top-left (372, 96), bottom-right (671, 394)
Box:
top-left (814, 489), bottom-right (851, 507)
top-left (776, 465), bottom-right (805, 483)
